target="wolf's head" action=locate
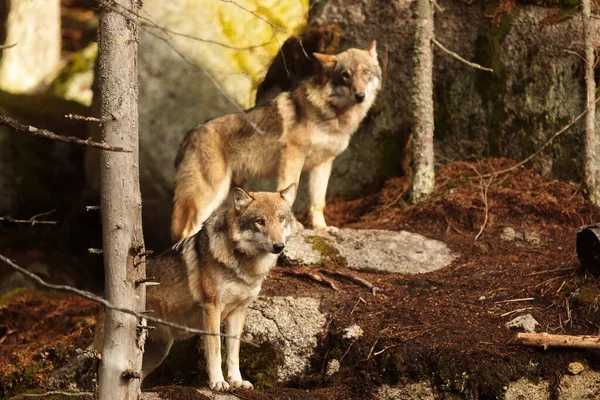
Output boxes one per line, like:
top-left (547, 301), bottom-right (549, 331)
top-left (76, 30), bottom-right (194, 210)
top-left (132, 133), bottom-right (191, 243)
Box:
top-left (230, 184), bottom-right (297, 256)
top-left (314, 41), bottom-right (381, 109)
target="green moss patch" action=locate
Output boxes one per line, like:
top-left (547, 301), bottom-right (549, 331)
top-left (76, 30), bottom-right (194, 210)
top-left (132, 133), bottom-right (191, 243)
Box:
top-left (305, 236), bottom-right (348, 269)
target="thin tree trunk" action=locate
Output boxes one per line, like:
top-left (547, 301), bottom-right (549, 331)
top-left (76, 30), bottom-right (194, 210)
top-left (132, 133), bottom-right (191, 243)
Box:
top-left (410, 0), bottom-right (436, 204)
top-left (97, 1), bottom-right (146, 399)
top-left (583, 0), bottom-right (598, 205)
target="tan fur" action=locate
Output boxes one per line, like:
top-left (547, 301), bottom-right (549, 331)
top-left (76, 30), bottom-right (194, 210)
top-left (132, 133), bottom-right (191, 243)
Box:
top-left (94, 185), bottom-right (298, 392)
top-left (172, 41), bottom-right (382, 243)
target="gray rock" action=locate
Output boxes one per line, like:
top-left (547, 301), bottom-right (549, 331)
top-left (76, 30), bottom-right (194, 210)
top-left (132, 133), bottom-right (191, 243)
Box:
top-left (505, 378), bottom-right (549, 400)
top-left (506, 314), bottom-right (539, 334)
top-left (559, 369), bottom-right (600, 400)
top-left (376, 382), bottom-right (435, 400)
top-left (48, 348), bottom-right (99, 393)
top-left (0, 0), bottom-right (61, 93)
top-left (500, 227), bottom-right (518, 242)
top-left (245, 296), bottom-right (326, 381)
top-left (284, 228), bottom-right (457, 273)
top-left (325, 359), bottom-right (340, 377)
top-left (342, 324), bottom-right (364, 340)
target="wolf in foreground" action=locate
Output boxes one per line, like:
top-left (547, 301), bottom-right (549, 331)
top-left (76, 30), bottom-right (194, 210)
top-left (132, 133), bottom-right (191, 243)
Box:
top-left (95, 184), bottom-right (297, 391)
top-left (171, 41), bottom-right (381, 243)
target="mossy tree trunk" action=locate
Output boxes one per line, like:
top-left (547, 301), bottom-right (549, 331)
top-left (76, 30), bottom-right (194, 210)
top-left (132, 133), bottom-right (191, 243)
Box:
top-left (583, 0), bottom-right (598, 205)
top-left (410, 0), bottom-right (436, 204)
top-left (97, 1), bottom-right (146, 399)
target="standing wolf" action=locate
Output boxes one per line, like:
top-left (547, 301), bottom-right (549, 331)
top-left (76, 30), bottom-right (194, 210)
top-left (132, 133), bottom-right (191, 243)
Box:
top-left (94, 184), bottom-right (297, 391)
top-left (171, 41), bottom-right (381, 243)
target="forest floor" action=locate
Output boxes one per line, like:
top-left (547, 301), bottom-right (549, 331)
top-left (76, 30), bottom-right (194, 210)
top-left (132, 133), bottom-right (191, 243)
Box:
top-left (2, 158), bottom-right (600, 399)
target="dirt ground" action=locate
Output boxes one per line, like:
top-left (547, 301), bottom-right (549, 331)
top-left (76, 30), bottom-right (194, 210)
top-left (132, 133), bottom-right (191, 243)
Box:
top-left (2, 158), bottom-right (600, 399)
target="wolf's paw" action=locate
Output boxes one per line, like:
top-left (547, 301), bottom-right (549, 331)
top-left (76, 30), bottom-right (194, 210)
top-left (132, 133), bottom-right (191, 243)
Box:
top-left (230, 380), bottom-right (254, 390)
top-left (209, 381), bottom-right (231, 391)
top-left (315, 225), bottom-right (339, 234)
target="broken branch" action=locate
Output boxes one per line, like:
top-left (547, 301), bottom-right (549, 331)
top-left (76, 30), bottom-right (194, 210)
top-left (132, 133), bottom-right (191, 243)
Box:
top-left (320, 269), bottom-right (379, 295)
top-left (284, 270), bottom-right (339, 291)
top-left (514, 332), bottom-right (600, 350)
top-left (0, 209), bottom-right (58, 226)
top-left (0, 115), bottom-right (131, 152)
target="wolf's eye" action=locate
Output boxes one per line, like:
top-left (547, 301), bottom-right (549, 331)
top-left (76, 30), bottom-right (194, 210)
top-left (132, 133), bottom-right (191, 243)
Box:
top-left (363, 69), bottom-right (370, 76)
top-left (341, 71), bottom-right (350, 80)
top-left (278, 216), bottom-right (285, 223)
top-left (255, 219), bottom-right (265, 226)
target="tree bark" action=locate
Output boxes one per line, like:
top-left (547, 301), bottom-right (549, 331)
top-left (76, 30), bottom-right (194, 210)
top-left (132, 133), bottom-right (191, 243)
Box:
top-left (97, 1), bottom-right (146, 399)
top-left (583, 0), bottom-right (598, 205)
top-left (410, 0), bottom-right (436, 204)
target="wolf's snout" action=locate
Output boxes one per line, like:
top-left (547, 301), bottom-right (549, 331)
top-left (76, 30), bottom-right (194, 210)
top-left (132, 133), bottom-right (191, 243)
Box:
top-left (272, 243), bottom-right (285, 253)
top-left (355, 92), bottom-right (366, 103)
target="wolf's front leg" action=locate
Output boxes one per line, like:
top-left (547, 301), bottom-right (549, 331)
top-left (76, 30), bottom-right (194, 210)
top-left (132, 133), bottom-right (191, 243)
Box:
top-left (203, 306), bottom-right (229, 391)
top-left (308, 158), bottom-right (337, 232)
top-left (225, 306), bottom-right (254, 390)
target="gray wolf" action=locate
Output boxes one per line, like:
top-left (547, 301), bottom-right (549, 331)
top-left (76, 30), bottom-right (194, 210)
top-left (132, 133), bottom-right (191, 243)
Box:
top-left (171, 41), bottom-right (381, 243)
top-left (95, 184), bottom-right (297, 391)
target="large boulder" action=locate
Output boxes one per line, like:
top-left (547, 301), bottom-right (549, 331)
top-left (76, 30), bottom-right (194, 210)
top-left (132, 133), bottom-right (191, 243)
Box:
top-left (0, 0), bottom-right (61, 93)
top-left (86, 0), bottom-right (308, 248)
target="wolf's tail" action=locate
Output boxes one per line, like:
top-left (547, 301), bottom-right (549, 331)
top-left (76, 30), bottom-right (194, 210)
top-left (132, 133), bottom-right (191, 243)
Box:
top-left (171, 193), bottom-right (200, 243)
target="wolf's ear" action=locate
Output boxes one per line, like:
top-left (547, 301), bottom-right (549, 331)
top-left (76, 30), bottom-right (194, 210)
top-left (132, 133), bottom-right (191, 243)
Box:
top-left (233, 188), bottom-right (254, 211)
top-left (367, 41), bottom-right (377, 60)
top-left (313, 53), bottom-right (337, 69)
top-left (279, 183), bottom-right (297, 206)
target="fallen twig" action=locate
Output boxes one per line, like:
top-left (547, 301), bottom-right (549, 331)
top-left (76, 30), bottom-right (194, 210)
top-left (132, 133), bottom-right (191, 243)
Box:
top-left (0, 253), bottom-right (257, 344)
top-left (514, 332), bottom-right (600, 350)
top-left (350, 296), bottom-right (367, 315)
top-left (283, 270), bottom-right (339, 291)
top-left (494, 297), bottom-right (535, 304)
top-left (320, 269), bottom-right (378, 295)
top-left (461, 163), bottom-right (493, 242)
top-left (14, 391), bottom-right (93, 398)
top-left (500, 307), bottom-right (533, 317)
top-left (0, 115), bottom-right (130, 152)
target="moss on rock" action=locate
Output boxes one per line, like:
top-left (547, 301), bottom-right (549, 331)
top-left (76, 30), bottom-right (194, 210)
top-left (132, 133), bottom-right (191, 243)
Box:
top-left (305, 235), bottom-right (348, 269)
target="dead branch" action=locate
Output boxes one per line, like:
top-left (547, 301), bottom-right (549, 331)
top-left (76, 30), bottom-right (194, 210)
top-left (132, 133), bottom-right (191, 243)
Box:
top-left (514, 332), bottom-right (600, 350)
top-left (433, 38), bottom-right (493, 72)
top-left (15, 391), bottom-right (93, 398)
top-left (64, 114), bottom-right (103, 122)
top-left (0, 115), bottom-right (130, 152)
top-left (320, 269), bottom-right (378, 295)
top-left (494, 297), bottom-right (535, 304)
top-left (0, 42), bottom-right (17, 51)
top-left (485, 95), bottom-right (600, 178)
top-left (0, 253), bottom-right (257, 345)
top-left (283, 270), bottom-right (339, 291)
top-left (462, 163), bottom-right (493, 242)
top-left (0, 209), bottom-right (58, 226)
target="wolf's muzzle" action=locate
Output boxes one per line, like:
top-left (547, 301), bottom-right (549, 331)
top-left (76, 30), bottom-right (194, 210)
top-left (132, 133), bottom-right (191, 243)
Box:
top-left (272, 243), bottom-right (285, 254)
top-left (355, 92), bottom-right (366, 103)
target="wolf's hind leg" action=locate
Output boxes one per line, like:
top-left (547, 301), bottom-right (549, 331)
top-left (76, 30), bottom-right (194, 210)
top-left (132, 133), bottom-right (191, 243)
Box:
top-left (141, 337), bottom-right (174, 382)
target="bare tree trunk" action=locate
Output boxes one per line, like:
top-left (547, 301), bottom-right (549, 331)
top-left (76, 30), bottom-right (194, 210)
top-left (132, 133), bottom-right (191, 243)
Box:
top-left (97, 1), bottom-right (146, 399)
top-left (410, 0), bottom-right (436, 204)
top-left (583, 0), bottom-right (598, 205)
